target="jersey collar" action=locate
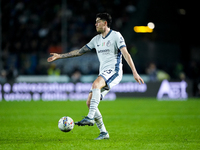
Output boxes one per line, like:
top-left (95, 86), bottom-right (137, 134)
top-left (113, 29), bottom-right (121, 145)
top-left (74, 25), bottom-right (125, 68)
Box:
top-left (102, 29), bottom-right (112, 39)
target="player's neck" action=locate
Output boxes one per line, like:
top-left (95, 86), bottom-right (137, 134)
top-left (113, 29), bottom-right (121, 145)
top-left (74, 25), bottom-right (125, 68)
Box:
top-left (101, 28), bottom-right (110, 38)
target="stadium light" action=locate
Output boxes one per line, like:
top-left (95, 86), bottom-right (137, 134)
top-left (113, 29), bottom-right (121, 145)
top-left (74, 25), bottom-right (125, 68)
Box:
top-left (133, 26), bottom-right (153, 33)
top-left (133, 22), bottom-right (155, 33)
top-left (147, 22), bottom-right (155, 29)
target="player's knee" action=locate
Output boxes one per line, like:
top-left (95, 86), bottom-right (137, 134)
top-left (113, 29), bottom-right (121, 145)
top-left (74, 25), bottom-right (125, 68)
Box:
top-left (92, 76), bottom-right (106, 89)
top-left (92, 80), bottom-right (103, 89)
top-left (92, 82), bottom-right (99, 89)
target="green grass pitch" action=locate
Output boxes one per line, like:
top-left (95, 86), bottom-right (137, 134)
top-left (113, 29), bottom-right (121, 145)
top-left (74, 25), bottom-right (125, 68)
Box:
top-left (0, 98), bottom-right (200, 150)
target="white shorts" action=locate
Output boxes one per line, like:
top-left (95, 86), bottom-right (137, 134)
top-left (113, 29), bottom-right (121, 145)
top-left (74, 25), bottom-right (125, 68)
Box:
top-left (90, 68), bottom-right (123, 100)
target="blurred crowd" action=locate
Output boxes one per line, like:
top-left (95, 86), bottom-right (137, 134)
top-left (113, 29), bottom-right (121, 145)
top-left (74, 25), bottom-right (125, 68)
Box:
top-left (1, 0), bottom-right (136, 79)
top-left (1, 0), bottom-right (200, 96)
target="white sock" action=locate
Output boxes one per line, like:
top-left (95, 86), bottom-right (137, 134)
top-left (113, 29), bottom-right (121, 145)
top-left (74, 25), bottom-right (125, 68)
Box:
top-left (87, 89), bottom-right (100, 119)
top-left (94, 108), bottom-right (107, 133)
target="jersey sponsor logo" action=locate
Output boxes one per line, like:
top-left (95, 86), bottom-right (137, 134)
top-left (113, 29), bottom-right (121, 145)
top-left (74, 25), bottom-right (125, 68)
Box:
top-left (98, 49), bottom-right (110, 54)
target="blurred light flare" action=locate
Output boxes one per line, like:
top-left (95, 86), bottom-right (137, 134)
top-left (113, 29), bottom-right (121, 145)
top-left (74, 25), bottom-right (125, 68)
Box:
top-left (147, 22), bottom-right (155, 29)
top-left (133, 22), bottom-right (155, 33)
top-left (134, 26), bottom-right (153, 33)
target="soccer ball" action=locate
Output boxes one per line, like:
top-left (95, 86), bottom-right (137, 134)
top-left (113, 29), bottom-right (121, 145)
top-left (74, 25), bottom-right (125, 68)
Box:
top-left (58, 116), bottom-right (74, 132)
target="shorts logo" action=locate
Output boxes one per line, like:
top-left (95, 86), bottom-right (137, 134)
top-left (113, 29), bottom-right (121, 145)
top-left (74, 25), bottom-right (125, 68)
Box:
top-left (106, 40), bottom-right (111, 47)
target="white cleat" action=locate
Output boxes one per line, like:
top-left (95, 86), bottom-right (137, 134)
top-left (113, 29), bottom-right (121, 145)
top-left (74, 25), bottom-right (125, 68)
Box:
top-left (95, 132), bottom-right (109, 140)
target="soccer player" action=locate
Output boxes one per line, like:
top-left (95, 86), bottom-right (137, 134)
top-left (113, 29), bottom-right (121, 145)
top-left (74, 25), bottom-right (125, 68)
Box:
top-left (47, 13), bottom-right (144, 140)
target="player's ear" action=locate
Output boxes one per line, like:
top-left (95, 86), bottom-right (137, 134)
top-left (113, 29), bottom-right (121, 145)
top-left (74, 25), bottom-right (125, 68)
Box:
top-left (104, 21), bottom-right (108, 26)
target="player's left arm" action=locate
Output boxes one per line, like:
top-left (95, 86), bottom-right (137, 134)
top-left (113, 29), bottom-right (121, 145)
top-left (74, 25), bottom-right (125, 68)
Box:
top-left (120, 46), bottom-right (144, 84)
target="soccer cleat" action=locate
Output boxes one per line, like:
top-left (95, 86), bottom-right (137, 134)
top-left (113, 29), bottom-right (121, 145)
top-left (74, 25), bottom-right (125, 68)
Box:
top-left (95, 132), bottom-right (109, 140)
top-left (75, 116), bottom-right (95, 126)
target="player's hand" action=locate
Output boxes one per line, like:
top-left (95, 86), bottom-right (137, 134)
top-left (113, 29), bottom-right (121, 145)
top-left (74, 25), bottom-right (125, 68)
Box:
top-left (133, 73), bottom-right (144, 85)
top-left (47, 53), bottom-right (61, 62)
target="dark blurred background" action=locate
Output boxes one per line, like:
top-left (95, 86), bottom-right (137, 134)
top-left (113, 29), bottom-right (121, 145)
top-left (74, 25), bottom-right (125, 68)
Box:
top-left (0, 0), bottom-right (200, 96)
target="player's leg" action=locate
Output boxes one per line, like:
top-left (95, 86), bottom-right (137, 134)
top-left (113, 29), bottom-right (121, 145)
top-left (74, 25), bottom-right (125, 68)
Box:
top-left (86, 91), bottom-right (109, 140)
top-left (86, 92), bottom-right (107, 132)
top-left (75, 92), bottom-right (94, 126)
top-left (75, 76), bottom-right (106, 126)
top-left (87, 76), bottom-right (106, 119)
top-left (93, 69), bottom-right (122, 139)
top-left (76, 69), bottom-right (122, 139)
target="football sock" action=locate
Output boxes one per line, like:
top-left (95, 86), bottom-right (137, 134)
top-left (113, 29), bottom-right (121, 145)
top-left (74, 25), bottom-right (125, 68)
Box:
top-left (94, 108), bottom-right (107, 133)
top-left (87, 89), bottom-right (100, 119)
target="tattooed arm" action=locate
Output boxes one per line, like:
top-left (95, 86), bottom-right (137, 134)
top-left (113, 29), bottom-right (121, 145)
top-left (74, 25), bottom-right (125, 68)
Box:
top-left (47, 45), bottom-right (91, 62)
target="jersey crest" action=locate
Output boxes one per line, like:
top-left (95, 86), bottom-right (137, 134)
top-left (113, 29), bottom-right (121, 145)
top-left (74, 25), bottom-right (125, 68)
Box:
top-left (106, 40), bottom-right (111, 47)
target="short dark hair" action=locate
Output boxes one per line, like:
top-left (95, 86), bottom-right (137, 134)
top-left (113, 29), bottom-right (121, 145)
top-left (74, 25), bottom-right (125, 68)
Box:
top-left (96, 13), bottom-right (112, 28)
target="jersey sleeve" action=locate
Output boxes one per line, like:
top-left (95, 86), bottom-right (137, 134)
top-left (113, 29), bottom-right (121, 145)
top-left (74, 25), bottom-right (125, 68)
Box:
top-left (116, 32), bottom-right (126, 50)
top-left (86, 36), bottom-right (96, 50)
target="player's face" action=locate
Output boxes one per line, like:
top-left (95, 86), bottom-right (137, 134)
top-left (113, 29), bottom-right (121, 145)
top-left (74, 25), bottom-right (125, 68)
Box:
top-left (95, 17), bottom-right (106, 33)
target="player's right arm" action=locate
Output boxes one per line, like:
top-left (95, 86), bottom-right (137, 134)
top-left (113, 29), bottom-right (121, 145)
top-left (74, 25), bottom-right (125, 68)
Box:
top-left (47, 45), bottom-right (91, 62)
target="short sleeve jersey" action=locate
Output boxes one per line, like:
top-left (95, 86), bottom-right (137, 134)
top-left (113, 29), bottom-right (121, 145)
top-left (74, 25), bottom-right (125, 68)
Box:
top-left (86, 29), bottom-right (126, 74)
